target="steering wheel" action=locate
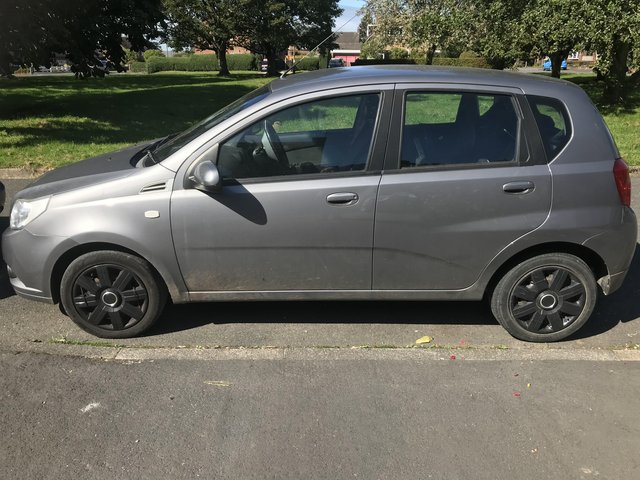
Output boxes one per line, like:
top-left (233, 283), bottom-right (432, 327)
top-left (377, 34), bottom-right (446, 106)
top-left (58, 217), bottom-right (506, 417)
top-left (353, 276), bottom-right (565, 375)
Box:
top-left (263, 120), bottom-right (289, 168)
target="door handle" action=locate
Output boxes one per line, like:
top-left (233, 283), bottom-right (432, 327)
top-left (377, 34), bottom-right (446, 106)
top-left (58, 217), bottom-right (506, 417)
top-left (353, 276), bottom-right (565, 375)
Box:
top-left (503, 181), bottom-right (535, 194)
top-left (326, 192), bottom-right (359, 205)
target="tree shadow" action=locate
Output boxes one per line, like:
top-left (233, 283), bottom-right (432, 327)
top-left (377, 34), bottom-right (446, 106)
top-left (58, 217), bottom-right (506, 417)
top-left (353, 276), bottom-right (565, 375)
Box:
top-left (0, 75), bottom-right (264, 150)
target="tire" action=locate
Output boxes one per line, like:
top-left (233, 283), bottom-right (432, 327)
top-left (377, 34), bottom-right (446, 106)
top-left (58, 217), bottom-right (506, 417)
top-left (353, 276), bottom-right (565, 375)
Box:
top-left (491, 253), bottom-right (597, 342)
top-left (60, 251), bottom-right (167, 338)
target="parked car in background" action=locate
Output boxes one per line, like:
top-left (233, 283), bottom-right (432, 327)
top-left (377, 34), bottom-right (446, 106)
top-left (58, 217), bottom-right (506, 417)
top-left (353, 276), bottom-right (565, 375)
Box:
top-left (543, 58), bottom-right (568, 71)
top-left (0, 181), bottom-right (5, 213)
top-left (3, 66), bottom-right (635, 342)
top-left (260, 58), bottom-right (287, 73)
top-left (329, 58), bottom-right (345, 68)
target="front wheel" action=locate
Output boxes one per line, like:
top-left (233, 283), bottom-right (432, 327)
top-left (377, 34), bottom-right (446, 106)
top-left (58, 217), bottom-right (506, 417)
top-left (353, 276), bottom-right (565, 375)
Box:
top-left (60, 251), bottom-right (167, 338)
top-left (491, 253), bottom-right (597, 342)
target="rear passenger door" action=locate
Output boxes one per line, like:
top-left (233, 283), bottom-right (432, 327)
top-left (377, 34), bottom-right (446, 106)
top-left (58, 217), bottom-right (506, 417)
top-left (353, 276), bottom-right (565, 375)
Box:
top-left (373, 85), bottom-right (552, 290)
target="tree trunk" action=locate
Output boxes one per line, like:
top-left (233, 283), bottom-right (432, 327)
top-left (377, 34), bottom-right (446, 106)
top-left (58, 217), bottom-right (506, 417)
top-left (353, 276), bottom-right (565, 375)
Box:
top-left (604, 40), bottom-right (630, 104)
top-left (266, 50), bottom-right (279, 77)
top-left (216, 40), bottom-right (230, 76)
top-left (425, 44), bottom-right (437, 65)
top-left (549, 52), bottom-right (563, 79)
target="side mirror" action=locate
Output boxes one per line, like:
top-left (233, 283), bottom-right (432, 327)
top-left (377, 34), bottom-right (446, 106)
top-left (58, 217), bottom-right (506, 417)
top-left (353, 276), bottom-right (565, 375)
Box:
top-left (190, 161), bottom-right (221, 193)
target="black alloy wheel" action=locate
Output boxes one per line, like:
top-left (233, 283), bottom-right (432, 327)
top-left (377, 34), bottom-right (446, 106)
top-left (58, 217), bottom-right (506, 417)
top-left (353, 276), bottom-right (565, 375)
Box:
top-left (72, 263), bottom-right (148, 331)
top-left (509, 266), bottom-right (586, 334)
top-left (60, 251), bottom-right (166, 338)
top-left (491, 253), bottom-right (597, 342)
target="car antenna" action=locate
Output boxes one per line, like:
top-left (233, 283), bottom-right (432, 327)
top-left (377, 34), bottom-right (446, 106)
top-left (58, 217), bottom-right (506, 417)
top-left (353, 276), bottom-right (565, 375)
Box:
top-left (280, 12), bottom-right (359, 79)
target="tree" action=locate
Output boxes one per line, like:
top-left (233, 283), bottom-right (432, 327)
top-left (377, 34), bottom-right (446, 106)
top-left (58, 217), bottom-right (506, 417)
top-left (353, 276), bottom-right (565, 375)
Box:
top-left (406, 0), bottom-right (470, 65)
top-left (163, 0), bottom-right (241, 76)
top-left (582, 0), bottom-right (640, 103)
top-left (521, 1), bottom-right (587, 78)
top-left (467, 0), bottom-right (529, 70)
top-left (358, 9), bottom-right (374, 44)
top-left (0, 0), bottom-right (164, 77)
top-left (238, 0), bottom-right (342, 76)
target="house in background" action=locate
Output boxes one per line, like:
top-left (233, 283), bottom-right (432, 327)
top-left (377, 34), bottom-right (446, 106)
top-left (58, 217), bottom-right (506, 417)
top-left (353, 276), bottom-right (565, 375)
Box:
top-left (330, 32), bottom-right (361, 66)
top-left (568, 51), bottom-right (598, 65)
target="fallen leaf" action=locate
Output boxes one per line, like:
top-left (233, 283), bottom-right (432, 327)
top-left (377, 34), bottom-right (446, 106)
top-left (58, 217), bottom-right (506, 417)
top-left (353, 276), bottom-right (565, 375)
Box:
top-left (415, 335), bottom-right (433, 345)
top-left (512, 392), bottom-right (521, 397)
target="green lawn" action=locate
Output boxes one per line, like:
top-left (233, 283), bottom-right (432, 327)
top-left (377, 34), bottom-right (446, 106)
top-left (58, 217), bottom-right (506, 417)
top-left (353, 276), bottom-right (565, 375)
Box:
top-left (0, 72), bottom-right (271, 170)
top-left (0, 71), bottom-right (638, 170)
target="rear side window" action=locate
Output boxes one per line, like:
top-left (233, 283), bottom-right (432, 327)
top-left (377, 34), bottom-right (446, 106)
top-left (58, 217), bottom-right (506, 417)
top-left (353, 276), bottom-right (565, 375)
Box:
top-left (527, 95), bottom-right (571, 160)
top-left (401, 91), bottom-right (520, 168)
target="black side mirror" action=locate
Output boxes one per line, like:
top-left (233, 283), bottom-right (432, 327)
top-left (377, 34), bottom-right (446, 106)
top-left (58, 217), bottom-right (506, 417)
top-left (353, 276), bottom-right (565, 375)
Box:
top-left (190, 160), bottom-right (221, 193)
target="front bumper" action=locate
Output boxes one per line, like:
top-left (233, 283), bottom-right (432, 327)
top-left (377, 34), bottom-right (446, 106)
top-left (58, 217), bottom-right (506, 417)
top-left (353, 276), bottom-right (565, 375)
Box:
top-left (2, 226), bottom-right (73, 304)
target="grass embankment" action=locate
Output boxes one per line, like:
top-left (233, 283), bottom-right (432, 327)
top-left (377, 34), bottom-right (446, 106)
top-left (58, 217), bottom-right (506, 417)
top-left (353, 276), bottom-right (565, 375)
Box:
top-left (0, 72), bottom-right (270, 170)
top-left (0, 71), bottom-right (638, 169)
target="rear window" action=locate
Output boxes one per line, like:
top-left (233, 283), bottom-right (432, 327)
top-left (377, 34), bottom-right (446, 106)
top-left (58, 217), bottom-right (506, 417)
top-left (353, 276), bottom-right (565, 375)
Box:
top-left (527, 95), bottom-right (571, 160)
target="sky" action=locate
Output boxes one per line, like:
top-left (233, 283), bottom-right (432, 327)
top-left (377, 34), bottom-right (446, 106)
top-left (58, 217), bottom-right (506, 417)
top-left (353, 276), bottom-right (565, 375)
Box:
top-left (336, 0), bottom-right (366, 33)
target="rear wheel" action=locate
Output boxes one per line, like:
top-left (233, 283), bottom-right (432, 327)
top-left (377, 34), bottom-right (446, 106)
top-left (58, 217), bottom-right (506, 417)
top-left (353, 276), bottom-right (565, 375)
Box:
top-left (60, 251), bottom-right (166, 338)
top-left (491, 253), bottom-right (597, 342)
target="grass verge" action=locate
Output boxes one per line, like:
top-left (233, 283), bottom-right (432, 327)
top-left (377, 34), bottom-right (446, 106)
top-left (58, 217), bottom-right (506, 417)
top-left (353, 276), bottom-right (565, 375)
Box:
top-left (0, 72), bottom-right (271, 170)
top-left (0, 71), bottom-right (638, 169)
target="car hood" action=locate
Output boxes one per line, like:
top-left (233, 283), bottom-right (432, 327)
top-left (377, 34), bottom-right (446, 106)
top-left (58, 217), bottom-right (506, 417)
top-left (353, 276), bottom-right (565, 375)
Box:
top-left (17, 142), bottom-right (153, 200)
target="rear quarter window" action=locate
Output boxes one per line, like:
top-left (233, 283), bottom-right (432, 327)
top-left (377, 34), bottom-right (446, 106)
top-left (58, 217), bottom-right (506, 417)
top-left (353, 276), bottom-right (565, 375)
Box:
top-left (527, 95), bottom-right (571, 160)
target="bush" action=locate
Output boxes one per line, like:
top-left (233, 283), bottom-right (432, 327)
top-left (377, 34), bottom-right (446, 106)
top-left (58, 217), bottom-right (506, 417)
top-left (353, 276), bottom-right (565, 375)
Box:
top-left (146, 54), bottom-right (219, 73)
top-left (294, 57), bottom-right (320, 71)
top-left (432, 57), bottom-right (490, 69)
top-left (129, 61), bottom-right (146, 73)
top-left (225, 54), bottom-right (256, 71)
top-left (459, 51), bottom-right (481, 59)
top-left (352, 58), bottom-right (416, 66)
top-left (388, 48), bottom-right (410, 60)
top-left (143, 49), bottom-right (165, 61)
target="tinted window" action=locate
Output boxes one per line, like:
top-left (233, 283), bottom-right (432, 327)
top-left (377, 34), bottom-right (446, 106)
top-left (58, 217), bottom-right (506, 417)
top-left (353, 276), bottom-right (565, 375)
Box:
top-left (401, 92), bottom-right (519, 168)
top-left (527, 95), bottom-right (571, 160)
top-left (217, 94), bottom-right (380, 180)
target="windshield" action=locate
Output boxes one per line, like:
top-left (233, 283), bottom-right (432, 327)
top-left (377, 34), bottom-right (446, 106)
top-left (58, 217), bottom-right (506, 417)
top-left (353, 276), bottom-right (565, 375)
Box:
top-left (152, 85), bottom-right (271, 163)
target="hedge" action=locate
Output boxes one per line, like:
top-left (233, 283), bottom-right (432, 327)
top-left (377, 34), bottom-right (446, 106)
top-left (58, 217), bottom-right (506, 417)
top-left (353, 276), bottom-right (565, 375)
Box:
top-left (352, 58), bottom-right (417, 66)
top-left (147, 54), bottom-right (219, 73)
top-left (129, 61), bottom-right (146, 73)
top-left (225, 54), bottom-right (256, 71)
top-left (294, 57), bottom-right (320, 71)
top-left (432, 57), bottom-right (490, 69)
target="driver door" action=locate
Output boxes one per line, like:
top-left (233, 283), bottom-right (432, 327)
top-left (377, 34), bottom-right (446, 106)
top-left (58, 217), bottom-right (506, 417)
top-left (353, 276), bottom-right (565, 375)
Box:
top-left (170, 89), bottom-right (390, 293)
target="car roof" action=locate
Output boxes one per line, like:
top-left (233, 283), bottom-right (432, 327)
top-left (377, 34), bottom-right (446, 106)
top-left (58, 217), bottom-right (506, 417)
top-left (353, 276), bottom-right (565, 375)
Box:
top-left (270, 65), bottom-right (579, 96)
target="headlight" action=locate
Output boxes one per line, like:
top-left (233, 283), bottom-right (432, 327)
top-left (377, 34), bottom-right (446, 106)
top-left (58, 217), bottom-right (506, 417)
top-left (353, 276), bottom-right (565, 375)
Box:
top-left (10, 197), bottom-right (50, 229)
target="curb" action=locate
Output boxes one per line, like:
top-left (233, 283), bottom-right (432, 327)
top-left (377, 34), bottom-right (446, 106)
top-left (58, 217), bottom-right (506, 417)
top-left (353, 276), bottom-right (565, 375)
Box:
top-left (4, 342), bottom-right (640, 362)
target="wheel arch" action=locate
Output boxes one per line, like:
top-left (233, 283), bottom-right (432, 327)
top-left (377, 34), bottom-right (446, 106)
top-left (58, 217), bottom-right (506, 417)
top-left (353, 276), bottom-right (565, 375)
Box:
top-left (50, 242), bottom-right (182, 304)
top-left (483, 242), bottom-right (608, 300)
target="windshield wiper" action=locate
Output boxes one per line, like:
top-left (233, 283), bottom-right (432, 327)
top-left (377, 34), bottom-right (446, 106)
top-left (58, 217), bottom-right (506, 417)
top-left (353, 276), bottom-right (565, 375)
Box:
top-left (152, 132), bottom-right (179, 152)
top-left (143, 149), bottom-right (158, 166)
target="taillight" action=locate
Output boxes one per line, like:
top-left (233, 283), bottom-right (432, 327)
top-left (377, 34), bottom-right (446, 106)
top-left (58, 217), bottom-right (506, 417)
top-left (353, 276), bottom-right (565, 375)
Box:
top-left (613, 157), bottom-right (631, 207)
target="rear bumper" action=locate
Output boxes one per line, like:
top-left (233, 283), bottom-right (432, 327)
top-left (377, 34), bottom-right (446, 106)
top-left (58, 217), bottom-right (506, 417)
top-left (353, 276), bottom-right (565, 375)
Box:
top-left (598, 270), bottom-right (630, 296)
top-left (583, 206), bottom-right (637, 295)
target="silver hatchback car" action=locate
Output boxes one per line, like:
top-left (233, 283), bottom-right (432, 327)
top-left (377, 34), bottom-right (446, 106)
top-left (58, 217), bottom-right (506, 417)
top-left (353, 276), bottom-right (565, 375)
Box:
top-left (2, 66), bottom-right (636, 341)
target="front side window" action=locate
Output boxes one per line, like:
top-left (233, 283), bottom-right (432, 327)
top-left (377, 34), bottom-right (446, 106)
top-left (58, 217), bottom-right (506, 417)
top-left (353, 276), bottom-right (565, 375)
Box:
top-left (216, 93), bottom-right (380, 180)
top-left (401, 91), bottom-right (520, 168)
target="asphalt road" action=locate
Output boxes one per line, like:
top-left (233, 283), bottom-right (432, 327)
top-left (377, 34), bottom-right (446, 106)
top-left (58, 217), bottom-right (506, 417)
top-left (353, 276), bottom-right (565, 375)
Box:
top-left (1, 176), bottom-right (640, 479)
